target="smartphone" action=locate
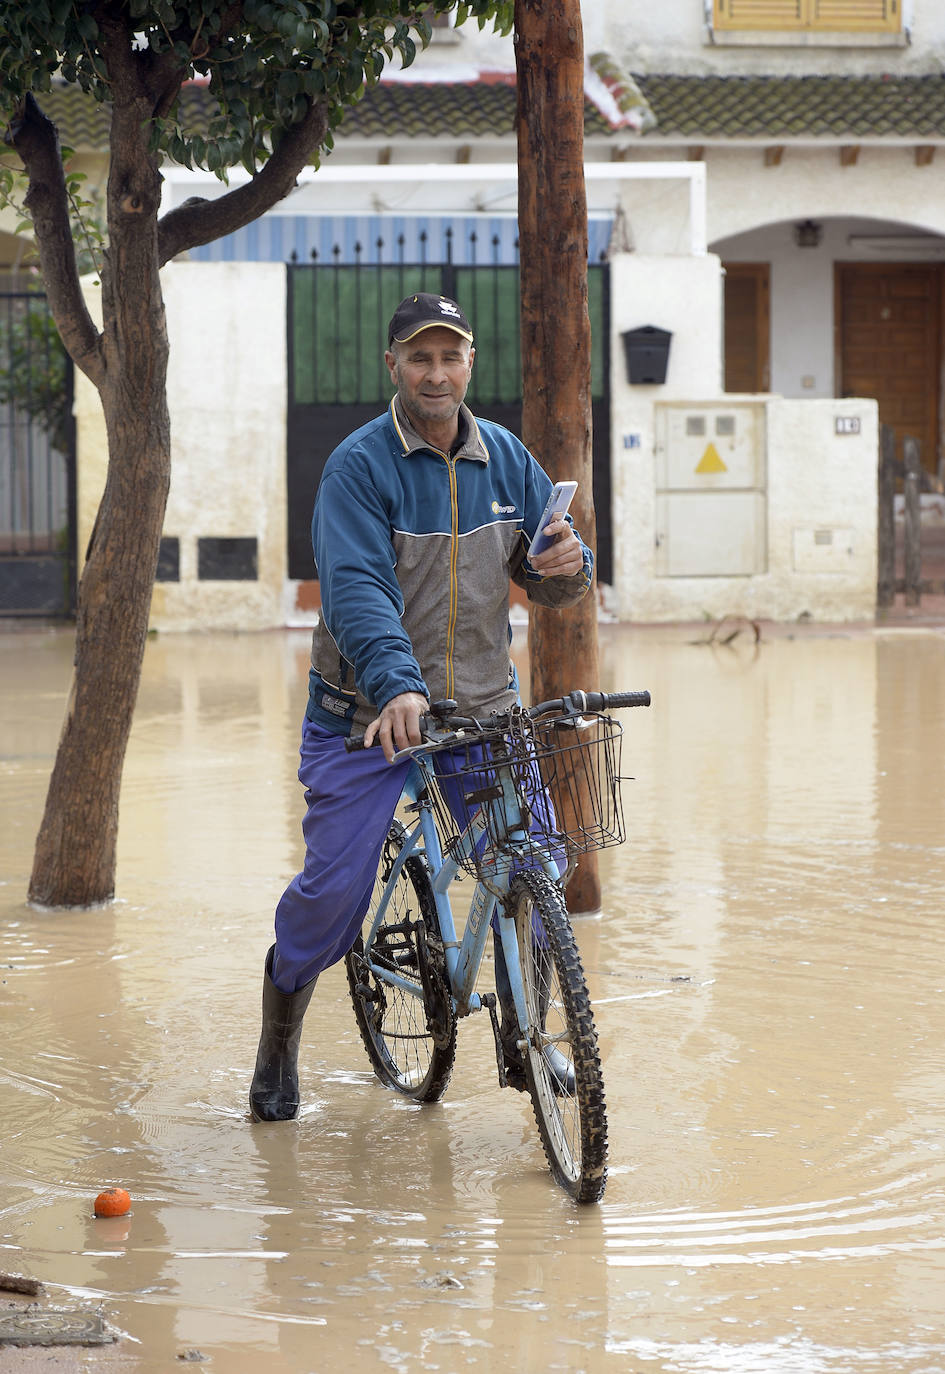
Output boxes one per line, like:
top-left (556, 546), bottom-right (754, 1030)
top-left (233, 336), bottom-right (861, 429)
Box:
top-left (528, 481), bottom-right (578, 559)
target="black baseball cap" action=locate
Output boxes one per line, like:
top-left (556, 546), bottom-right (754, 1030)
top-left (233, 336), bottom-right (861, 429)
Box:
top-left (387, 293), bottom-right (474, 347)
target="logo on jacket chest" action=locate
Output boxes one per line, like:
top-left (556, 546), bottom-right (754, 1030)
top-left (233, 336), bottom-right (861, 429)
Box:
top-left (491, 501), bottom-right (517, 515)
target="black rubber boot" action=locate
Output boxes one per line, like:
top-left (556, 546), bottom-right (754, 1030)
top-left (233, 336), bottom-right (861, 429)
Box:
top-left (493, 934), bottom-right (575, 1095)
top-left (249, 946), bottom-right (317, 1122)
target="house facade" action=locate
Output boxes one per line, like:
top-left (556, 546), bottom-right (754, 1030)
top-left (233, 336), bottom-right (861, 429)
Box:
top-left (6, 0), bottom-right (940, 622)
top-left (617, 0), bottom-right (945, 484)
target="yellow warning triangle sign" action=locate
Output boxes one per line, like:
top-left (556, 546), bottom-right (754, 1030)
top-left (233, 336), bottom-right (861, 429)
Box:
top-left (695, 442), bottom-right (727, 474)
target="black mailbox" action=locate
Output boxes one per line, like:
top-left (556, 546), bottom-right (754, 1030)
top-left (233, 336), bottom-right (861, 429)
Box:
top-left (622, 325), bottom-right (672, 385)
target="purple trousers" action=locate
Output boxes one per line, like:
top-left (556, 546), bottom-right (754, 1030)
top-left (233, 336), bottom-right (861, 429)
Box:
top-left (271, 718), bottom-right (561, 994)
top-left (272, 720), bottom-right (412, 993)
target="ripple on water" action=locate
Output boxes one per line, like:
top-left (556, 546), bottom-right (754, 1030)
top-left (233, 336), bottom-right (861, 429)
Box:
top-left (606, 1335), bottom-right (945, 1374)
top-left (603, 1173), bottom-right (944, 1270)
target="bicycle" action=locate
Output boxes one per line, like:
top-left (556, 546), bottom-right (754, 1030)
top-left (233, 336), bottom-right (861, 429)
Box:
top-left (343, 688), bottom-right (651, 1203)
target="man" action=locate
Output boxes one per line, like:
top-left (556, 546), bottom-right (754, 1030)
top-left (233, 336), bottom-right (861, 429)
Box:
top-left (250, 291), bottom-right (593, 1121)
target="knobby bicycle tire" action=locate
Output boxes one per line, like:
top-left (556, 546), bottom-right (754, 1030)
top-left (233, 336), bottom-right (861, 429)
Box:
top-left (345, 820), bottom-right (457, 1102)
top-left (508, 869), bottom-right (608, 1203)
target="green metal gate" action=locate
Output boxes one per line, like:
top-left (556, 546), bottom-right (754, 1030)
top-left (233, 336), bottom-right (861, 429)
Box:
top-left (0, 291), bottom-right (76, 617)
top-left (286, 240), bottom-right (611, 584)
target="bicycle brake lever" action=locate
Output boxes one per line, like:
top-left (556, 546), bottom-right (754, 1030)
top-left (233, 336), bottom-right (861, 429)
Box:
top-left (390, 727), bottom-right (470, 764)
top-left (389, 743), bottom-right (424, 764)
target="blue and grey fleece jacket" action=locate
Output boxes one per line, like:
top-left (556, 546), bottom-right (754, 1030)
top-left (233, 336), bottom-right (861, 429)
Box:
top-left (306, 397), bottom-right (593, 734)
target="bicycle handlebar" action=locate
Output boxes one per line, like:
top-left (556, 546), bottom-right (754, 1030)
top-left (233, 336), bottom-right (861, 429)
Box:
top-left (343, 688), bottom-right (650, 751)
top-left (529, 689), bottom-right (651, 717)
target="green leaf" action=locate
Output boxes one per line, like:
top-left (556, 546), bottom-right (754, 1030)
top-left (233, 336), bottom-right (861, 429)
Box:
top-left (1, 0), bottom-right (511, 236)
top-left (399, 34), bottom-right (417, 69)
top-left (276, 9), bottom-right (298, 39)
top-left (300, 67), bottom-right (325, 95)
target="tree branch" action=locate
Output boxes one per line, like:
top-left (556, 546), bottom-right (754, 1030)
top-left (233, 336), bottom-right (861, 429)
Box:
top-left (156, 98), bottom-right (330, 266)
top-left (7, 94), bottom-right (106, 390)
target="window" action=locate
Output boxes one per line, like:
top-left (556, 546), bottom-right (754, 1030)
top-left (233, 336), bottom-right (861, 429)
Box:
top-left (712, 0), bottom-right (900, 32)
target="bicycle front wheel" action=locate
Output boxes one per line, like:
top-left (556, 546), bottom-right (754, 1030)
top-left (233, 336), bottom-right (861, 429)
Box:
top-left (345, 820), bottom-right (457, 1102)
top-left (508, 869), bottom-right (608, 1203)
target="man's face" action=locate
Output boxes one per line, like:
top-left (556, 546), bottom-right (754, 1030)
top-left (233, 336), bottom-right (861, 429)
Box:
top-left (385, 327), bottom-right (475, 432)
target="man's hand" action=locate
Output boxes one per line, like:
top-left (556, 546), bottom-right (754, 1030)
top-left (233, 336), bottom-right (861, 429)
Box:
top-left (529, 519), bottom-right (584, 578)
top-left (363, 691), bottom-right (430, 763)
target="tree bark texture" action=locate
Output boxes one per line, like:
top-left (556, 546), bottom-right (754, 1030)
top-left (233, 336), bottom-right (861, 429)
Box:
top-left (27, 62), bottom-right (171, 907)
top-left (515, 0), bottom-right (601, 914)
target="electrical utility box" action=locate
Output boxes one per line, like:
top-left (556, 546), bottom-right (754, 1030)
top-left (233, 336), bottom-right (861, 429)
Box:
top-left (653, 402), bottom-right (767, 577)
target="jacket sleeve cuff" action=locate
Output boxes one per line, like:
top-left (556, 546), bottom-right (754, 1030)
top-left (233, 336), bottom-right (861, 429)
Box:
top-left (374, 676), bottom-right (430, 712)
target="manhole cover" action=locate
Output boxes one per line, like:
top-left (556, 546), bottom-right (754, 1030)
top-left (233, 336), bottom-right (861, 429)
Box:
top-left (0, 1309), bottom-right (114, 1347)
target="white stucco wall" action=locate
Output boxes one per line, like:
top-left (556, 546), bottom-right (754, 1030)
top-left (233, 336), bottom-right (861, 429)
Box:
top-left (595, 0), bottom-right (939, 74)
top-left (609, 252), bottom-right (724, 611)
top-left (617, 146), bottom-right (945, 409)
top-left (612, 252), bottom-right (879, 623)
top-left (618, 396), bottom-right (878, 624)
top-left (609, 252), bottom-right (877, 622)
top-left (702, 148), bottom-right (945, 249)
top-left (154, 261), bottom-right (287, 631)
top-left (77, 262), bottom-right (287, 633)
top-left (424, 2), bottom-right (945, 80)
top-left (767, 396), bottom-right (878, 619)
top-left (74, 279), bottom-right (106, 567)
top-left (713, 211), bottom-right (945, 402)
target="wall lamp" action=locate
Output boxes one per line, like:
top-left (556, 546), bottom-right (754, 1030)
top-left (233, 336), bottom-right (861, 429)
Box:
top-left (794, 219), bottom-right (823, 248)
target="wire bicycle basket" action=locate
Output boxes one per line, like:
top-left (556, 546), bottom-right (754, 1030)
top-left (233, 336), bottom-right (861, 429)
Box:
top-left (422, 711), bottom-right (627, 880)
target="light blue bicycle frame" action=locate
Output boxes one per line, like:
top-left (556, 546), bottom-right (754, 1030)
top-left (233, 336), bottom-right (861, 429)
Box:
top-left (359, 742), bottom-right (563, 1042)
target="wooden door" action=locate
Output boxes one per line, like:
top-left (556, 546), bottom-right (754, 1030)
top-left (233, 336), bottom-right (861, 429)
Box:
top-left (836, 263), bottom-right (941, 475)
top-left (723, 263), bottom-right (770, 393)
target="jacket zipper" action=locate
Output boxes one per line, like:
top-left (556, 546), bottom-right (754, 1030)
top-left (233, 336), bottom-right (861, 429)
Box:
top-left (443, 453), bottom-right (459, 700)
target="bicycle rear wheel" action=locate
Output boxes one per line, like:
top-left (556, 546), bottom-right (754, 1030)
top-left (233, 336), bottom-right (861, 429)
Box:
top-left (507, 869), bottom-right (607, 1203)
top-left (345, 820), bottom-right (457, 1102)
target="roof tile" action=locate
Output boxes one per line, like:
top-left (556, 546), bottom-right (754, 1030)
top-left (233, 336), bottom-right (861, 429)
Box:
top-left (30, 72), bottom-right (945, 153)
top-left (636, 73), bottom-right (945, 139)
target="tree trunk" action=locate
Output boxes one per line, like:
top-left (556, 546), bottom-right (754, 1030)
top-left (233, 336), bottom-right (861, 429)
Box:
top-left (28, 85), bottom-right (170, 908)
top-left (14, 10), bottom-right (335, 906)
top-left (514, 0), bottom-right (601, 914)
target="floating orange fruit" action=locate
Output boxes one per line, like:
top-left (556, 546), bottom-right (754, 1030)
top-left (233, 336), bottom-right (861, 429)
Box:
top-left (93, 1187), bottom-right (131, 1217)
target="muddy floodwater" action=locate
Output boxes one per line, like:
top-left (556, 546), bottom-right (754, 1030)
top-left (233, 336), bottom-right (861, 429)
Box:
top-left (2, 621), bottom-right (945, 1373)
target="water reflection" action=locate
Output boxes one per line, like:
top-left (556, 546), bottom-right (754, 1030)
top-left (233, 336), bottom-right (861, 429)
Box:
top-left (1, 622), bottom-right (944, 1371)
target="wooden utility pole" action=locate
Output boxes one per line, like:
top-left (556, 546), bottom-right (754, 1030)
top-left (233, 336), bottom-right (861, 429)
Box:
top-left (514, 0), bottom-right (602, 913)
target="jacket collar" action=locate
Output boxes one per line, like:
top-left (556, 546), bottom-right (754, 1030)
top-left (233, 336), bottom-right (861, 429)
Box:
top-left (390, 396), bottom-right (489, 464)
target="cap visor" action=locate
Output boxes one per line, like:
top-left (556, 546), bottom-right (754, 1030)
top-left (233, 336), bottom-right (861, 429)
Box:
top-left (392, 322), bottom-right (474, 344)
